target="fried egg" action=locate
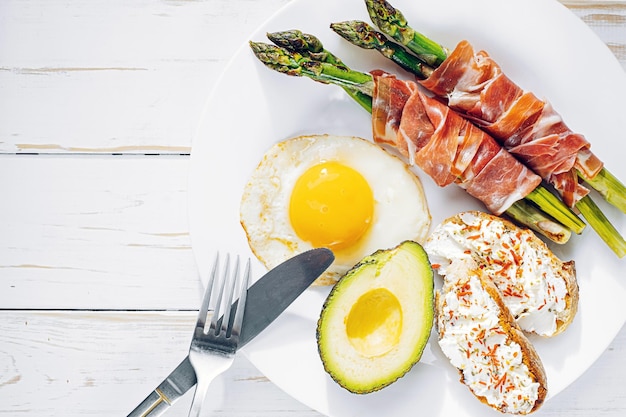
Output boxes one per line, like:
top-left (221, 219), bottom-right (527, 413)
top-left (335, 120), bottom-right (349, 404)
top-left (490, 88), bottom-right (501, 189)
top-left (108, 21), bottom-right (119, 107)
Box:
top-left (240, 134), bottom-right (431, 285)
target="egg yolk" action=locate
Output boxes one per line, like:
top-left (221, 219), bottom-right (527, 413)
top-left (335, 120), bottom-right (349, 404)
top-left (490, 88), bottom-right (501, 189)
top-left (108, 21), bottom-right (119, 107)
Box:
top-left (289, 161), bottom-right (374, 251)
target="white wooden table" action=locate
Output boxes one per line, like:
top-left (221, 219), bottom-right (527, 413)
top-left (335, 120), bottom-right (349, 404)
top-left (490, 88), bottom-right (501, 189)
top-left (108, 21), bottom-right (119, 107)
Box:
top-left (1, 0), bottom-right (624, 415)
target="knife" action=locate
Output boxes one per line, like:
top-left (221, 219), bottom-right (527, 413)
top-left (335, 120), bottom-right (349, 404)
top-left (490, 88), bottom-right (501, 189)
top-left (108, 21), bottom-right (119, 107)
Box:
top-left (127, 247), bottom-right (334, 417)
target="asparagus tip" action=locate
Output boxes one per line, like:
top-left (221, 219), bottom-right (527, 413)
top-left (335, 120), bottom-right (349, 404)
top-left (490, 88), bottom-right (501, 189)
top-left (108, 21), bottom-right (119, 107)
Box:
top-left (331, 21), bottom-right (384, 50)
top-left (267, 29), bottom-right (324, 54)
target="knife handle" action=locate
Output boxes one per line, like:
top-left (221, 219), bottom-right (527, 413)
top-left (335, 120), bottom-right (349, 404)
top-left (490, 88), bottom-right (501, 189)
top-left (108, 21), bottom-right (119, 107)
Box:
top-left (127, 356), bottom-right (197, 417)
top-left (127, 389), bottom-right (172, 417)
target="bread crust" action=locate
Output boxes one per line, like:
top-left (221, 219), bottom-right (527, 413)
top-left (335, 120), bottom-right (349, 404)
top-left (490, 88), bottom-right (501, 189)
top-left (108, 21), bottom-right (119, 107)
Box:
top-left (554, 259), bottom-right (578, 335)
top-left (436, 262), bottom-right (548, 414)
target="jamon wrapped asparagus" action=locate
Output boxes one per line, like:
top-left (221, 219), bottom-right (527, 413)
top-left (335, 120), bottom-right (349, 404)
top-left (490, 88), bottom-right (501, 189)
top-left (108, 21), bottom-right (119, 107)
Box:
top-left (250, 38), bottom-right (585, 244)
top-left (330, 1), bottom-right (626, 257)
top-left (362, 0), bottom-right (616, 204)
top-left (371, 69), bottom-right (541, 216)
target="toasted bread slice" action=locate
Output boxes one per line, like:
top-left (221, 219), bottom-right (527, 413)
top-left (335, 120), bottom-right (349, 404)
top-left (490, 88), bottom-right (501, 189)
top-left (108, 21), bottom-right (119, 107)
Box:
top-left (425, 211), bottom-right (578, 336)
top-left (436, 259), bottom-right (547, 414)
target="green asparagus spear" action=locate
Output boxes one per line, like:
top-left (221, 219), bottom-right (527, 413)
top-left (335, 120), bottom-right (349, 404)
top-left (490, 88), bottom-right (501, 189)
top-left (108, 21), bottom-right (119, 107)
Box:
top-left (524, 187), bottom-right (586, 235)
top-left (250, 40), bottom-right (572, 244)
top-left (250, 41), bottom-right (374, 94)
top-left (577, 195), bottom-right (626, 258)
top-left (583, 168), bottom-right (626, 214)
top-left (267, 30), bottom-right (326, 56)
top-left (364, 0), bottom-right (447, 66)
top-left (330, 21), bottom-right (433, 78)
top-left (266, 30), bottom-right (373, 111)
top-left (504, 199), bottom-right (571, 245)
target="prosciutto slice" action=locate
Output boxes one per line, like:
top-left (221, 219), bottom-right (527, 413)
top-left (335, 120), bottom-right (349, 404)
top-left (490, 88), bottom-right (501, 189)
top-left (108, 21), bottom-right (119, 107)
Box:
top-left (371, 70), bottom-right (541, 215)
top-left (420, 40), bottom-right (603, 207)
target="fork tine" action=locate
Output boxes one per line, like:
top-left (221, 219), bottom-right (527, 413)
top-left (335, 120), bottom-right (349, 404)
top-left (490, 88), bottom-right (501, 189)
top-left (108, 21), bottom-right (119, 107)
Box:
top-left (220, 255), bottom-right (240, 336)
top-left (209, 253), bottom-right (230, 336)
top-left (196, 252), bottom-right (220, 332)
top-left (231, 258), bottom-right (251, 338)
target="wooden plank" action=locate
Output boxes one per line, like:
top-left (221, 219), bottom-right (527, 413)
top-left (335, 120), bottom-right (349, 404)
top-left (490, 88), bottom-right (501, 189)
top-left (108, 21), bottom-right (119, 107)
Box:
top-left (0, 310), bottom-right (624, 416)
top-left (0, 65), bottom-right (201, 154)
top-left (563, 1), bottom-right (626, 66)
top-left (0, 310), bottom-right (321, 416)
top-left (0, 0), bottom-right (292, 154)
top-left (0, 155), bottom-right (202, 309)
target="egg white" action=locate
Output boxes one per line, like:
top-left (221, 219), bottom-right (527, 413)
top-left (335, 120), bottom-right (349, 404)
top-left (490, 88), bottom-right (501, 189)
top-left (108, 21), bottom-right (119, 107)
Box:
top-left (240, 134), bottom-right (431, 285)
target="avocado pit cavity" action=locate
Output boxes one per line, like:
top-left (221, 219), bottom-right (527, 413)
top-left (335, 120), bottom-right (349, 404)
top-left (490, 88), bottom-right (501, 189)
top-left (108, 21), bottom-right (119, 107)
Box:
top-left (346, 288), bottom-right (402, 357)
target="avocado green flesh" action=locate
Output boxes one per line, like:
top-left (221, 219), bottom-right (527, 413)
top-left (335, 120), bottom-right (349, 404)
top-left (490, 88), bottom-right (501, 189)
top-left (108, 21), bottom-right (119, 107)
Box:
top-left (317, 240), bottom-right (434, 394)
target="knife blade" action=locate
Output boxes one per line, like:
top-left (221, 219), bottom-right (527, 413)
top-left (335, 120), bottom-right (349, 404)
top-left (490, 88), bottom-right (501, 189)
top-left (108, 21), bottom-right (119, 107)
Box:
top-left (127, 247), bottom-right (334, 417)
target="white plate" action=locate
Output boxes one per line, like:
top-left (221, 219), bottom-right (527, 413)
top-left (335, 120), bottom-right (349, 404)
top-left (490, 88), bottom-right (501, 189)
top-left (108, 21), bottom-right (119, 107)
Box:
top-left (188, 0), bottom-right (626, 415)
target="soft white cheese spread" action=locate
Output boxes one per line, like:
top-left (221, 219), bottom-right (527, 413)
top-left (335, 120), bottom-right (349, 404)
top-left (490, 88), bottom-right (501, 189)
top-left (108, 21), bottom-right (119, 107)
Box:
top-left (425, 212), bottom-right (568, 336)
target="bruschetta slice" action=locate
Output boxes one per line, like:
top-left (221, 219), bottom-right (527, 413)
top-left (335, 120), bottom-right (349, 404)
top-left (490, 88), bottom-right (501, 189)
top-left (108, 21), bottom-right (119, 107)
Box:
top-left (436, 259), bottom-right (548, 414)
top-left (426, 211), bottom-right (578, 336)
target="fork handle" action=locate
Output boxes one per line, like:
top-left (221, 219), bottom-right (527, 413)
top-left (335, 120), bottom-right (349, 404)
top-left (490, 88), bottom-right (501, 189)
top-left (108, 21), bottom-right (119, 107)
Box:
top-left (187, 359), bottom-right (231, 417)
top-left (187, 372), bottom-right (212, 417)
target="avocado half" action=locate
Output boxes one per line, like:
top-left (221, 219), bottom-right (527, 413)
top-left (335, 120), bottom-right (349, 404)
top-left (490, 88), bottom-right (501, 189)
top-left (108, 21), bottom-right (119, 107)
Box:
top-left (316, 240), bottom-right (434, 394)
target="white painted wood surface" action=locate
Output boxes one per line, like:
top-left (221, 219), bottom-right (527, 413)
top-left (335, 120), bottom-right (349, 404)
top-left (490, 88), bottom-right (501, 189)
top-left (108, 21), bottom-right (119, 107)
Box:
top-left (0, 0), bottom-right (624, 416)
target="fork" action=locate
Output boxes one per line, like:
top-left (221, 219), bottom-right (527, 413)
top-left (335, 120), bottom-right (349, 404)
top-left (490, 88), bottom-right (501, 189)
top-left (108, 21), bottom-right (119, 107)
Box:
top-left (187, 253), bottom-right (250, 417)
